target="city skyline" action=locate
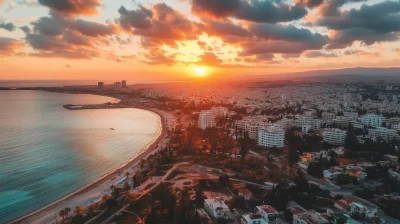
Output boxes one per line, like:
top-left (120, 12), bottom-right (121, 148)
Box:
top-left (1, 0), bottom-right (400, 81)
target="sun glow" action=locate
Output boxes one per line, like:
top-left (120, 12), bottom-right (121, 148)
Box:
top-left (194, 67), bottom-right (206, 76)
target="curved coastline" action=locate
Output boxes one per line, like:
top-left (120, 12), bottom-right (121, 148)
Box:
top-left (8, 101), bottom-right (167, 224)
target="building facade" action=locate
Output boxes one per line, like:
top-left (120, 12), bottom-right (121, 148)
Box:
top-left (258, 126), bottom-right (285, 148)
top-left (322, 128), bottom-right (347, 146)
top-left (199, 111), bottom-right (216, 130)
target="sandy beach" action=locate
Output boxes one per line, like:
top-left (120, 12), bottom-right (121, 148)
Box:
top-left (9, 107), bottom-right (175, 224)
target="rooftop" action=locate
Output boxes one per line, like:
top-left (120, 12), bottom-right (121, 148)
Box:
top-left (257, 205), bottom-right (278, 214)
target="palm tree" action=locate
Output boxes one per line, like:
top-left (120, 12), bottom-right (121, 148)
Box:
top-left (64, 207), bottom-right (71, 218)
top-left (59, 209), bottom-right (66, 220)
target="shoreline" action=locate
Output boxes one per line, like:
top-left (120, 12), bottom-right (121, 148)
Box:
top-left (8, 105), bottom-right (168, 224)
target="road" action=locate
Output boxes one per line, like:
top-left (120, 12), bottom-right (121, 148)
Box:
top-left (96, 162), bottom-right (189, 224)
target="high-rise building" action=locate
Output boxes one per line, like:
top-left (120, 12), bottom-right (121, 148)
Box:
top-left (115, 82), bottom-right (121, 88)
top-left (98, 82), bottom-right (104, 89)
top-left (122, 80), bottom-right (127, 88)
top-left (199, 110), bottom-right (216, 130)
top-left (258, 126), bottom-right (284, 148)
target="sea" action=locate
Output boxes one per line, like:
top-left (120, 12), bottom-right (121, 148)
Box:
top-left (0, 90), bottom-right (161, 223)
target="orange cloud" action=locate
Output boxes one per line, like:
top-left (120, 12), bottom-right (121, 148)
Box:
top-left (0, 37), bottom-right (24, 55)
top-left (38, 0), bottom-right (102, 16)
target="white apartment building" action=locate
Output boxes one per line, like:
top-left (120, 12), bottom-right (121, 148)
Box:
top-left (391, 123), bottom-right (400, 131)
top-left (241, 213), bottom-right (266, 224)
top-left (211, 106), bottom-right (228, 118)
top-left (295, 118), bottom-right (322, 130)
top-left (204, 198), bottom-right (230, 219)
top-left (293, 211), bottom-right (329, 224)
top-left (343, 112), bottom-right (359, 119)
top-left (322, 128), bottom-right (347, 146)
top-left (368, 127), bottom-right (398, 140)
top-left (199, 110), bottom-right (216, 130)
top-left (258, 126), bottom-right (285, 148)
top-left (278, 118), bottom-right (294, 129)
top-left (256, 205), bottom-right (279, 223)
top-left (322, 112), bottom-right (336, 121)
top-left (333, 116), bottom-right (351, 127)
top-left (360, 114), bottom-right (384, 128)
top-left (350, 202), bottom-right (378, 219)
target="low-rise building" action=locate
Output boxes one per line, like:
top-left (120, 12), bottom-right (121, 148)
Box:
top-left (368, 127), bottom-right (398, 140)
top-left (293, 211), bottom-right (329, 224)
top-left (241, 213), bottom-right (266, 224)
top-left (238, 189), bottom-right (253, 200)
top-left (255, 205), bottom-right (279, 223)
top-left (204, 198), bottom-right (230, 219)
top-left (334, 198), bottom-right (356, 212)
top-left (322, 128), bottom-right (347, 146)
top-left (350, 202), bottom-right (378, 220)
top-left (361, 114), bottom-right (384, 128)
top-left (196, 208), bottom-right (212, 224)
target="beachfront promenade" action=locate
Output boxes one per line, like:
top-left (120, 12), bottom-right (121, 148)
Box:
top-left (10, 104), bottom-right (176, 224)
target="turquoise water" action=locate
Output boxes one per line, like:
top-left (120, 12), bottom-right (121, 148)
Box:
top-left (0, 91), bottom-right (161, 223)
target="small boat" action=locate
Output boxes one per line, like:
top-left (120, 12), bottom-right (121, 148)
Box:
top-left (110, 128), bottom-right (115, 130)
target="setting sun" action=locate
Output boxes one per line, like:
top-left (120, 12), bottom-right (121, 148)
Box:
top-left (194, 67), bottom-right (206, 76)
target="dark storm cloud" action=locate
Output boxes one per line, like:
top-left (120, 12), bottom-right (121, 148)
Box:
top-left (0, 22), bottom-right (16, 32)
top-left (192, 0), bottom-right (307, 23)
top-left (38, 0), bottom-right (102, 16)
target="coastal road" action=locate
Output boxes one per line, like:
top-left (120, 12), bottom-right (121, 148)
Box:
top-left (95, 162), bottom-right (189, 224)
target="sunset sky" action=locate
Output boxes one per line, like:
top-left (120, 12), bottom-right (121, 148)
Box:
top-left (0, 0), bottom-right (400, 81)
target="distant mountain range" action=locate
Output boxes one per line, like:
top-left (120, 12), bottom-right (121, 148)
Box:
top-left (231, 67), bottom-right (400, 83)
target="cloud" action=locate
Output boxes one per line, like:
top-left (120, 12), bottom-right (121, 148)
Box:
top-left (38, 0), bottom-right (102, 16)
top-left (202, 19), bottom-right (250, 37)
top-left (0, 22), bottom-right (16, 32)
top-left (192, 0), bottom-right (307, 23)
top-left (318, 0), bottom-right (367, 17)
top-left (20, 26), bottom-right (31, 33)
top-left (25, 13), bottom-right (116, 59)
top-left (296, 0), bottom-right (324, 8)
top-left (303, 50), bottom-right (338, 58)
top-left (0, 37), bottom-right (23, 55)
top-left (118, 3), bottom-right (200, 45)
top-left (118, 3), bottom-right (202, 65)
top-left (197, 52), bottom-right (223, 66)
top-left (249, 23), bottom-right (328, 43)
top-left (315, 1), bottom-right (400, 48)
top-left (118, 5), bottom-right (153, 30)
